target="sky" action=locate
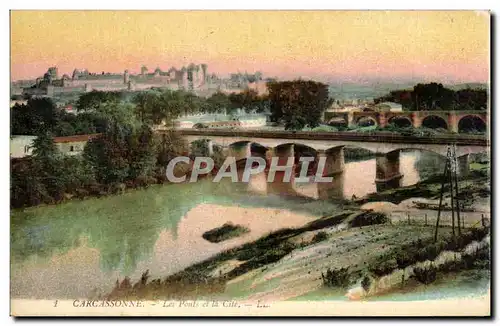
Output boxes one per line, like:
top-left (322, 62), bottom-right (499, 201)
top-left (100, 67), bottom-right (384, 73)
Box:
top-left (10, 10), bottom-right (490, 84)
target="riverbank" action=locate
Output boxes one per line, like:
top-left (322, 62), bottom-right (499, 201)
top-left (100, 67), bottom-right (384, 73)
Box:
top-left (102, 166), bottom-right (490, 302)
top-left (104, 210), bottom-right (490, 302)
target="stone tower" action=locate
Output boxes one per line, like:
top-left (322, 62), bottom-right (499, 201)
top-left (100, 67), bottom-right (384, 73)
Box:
top-left (124, 70), bottom-right (130, 84)
top-left (201, 64), bottom-right (208, 84)
top-left (181, 67), bottom-right (188, 89)
top-left (48, 67), bottom-right (58, 80)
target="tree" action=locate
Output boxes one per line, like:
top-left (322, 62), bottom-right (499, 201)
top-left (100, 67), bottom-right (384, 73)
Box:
top-left (132, 90), bottom-right (160, 124)
top-left (375, 83), bottom-right (487, 112)
top-left (53, 121), bottom-right (76, 136)
top-left (11, 158), bottom-right (49, 208)
top-left (11, 98), bottom-right (60, 135)
top-left (31, 132), bottom-right (66, 202)
top-left (97, 101), bottom-right (139, 131)
top-left (156, 131), bottom-right (187, 169)
top-left (228, 88), bottom-right (269, 113)
top-left (205, 92), bottom-right (231, 114)
top-left (83, 130), bottom-right (130, 184)
top-left (75, 90), bottom-right (123, 112)
top-left (267, 80), bottom-right (332, 130)
top-left (127, 125), bottom-right (157, 179)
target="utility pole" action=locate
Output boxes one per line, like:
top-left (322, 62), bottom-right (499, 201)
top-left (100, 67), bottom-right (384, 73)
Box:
top-left (434, 145), bottom-right (462, 242)
top-left (452, 144), bottom-right (462, 235)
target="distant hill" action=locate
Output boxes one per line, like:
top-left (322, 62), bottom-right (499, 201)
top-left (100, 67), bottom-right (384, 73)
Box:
top-left (327, 81), bottom-right (488, 100)
top-left (446, 83), bottom-right (488, 91)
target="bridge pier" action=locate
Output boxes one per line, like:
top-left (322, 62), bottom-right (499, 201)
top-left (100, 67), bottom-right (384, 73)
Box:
top-left (316, 147), bottom-right (345, 177)
top-left (375, 150), bottom-right (403, 191)
top-left (267, 144), bottom-right (296, 195)
top-left (227, 142), bottom-right (251, 164)
top-left (270, 144), bottom-right (295, 182)
top-left (411, 113), bottom-right (422, 128)
top-left (207, 139), bottom-right (214, 156)
top-left (317, 172), bottom-right (345, 199)
top-left (377, 112), bottom-right (388, 128)
top-left (447, 113), bottom-right (459, 133)
top-left (347, 112), bottom-right (355, 128)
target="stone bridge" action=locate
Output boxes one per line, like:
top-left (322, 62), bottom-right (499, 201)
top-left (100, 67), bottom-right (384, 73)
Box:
top-left (324, 110), bottom-right (488, 133)
top-left (173, 129), bottom-right (489, 190)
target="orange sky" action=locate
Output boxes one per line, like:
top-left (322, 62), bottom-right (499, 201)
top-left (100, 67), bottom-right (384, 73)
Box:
top-left (10, 10), bottom-right (490, 83)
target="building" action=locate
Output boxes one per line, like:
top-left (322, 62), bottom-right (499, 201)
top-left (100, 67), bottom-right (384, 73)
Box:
top-left (20, 64), bottom-right (214, 98)
top-left (10, 134), bottom-right (101, 158)
top-left (10, 135), bottom-right (36, 158)
top-left (174, 110), bottom-right (270, 130)
top-left (194, 121), bottom-right (242, 129)
top-left (53, 134), bottom-right (101, 155)
top-left (372, 102), bottom-right (403, 112)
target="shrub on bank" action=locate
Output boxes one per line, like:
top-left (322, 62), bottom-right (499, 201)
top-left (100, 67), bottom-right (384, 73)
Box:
top-left (202, 222), bottom-right (250, 243)
top-left (322, 267), bottom-right (351, 288)
top-left (368, 227), bottom-right (490, 281)
top-left (349, 211), bottom-right (390, 227)
top-left (311, 231), bottom-right (329, 244)
top-left (413, 264), bottom-right (438, 284)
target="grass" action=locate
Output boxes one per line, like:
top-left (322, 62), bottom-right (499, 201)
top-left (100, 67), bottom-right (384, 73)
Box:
top-left (202, 222), bottom-right (250, 243)
top-left (322, 267), bottom-right (351, 288)
top-left (368, 227), bottom-right (490, 277)
top-left (348, 211), bottom-right (389, 228)
top-left (310, 231), bottom-right (329, 244)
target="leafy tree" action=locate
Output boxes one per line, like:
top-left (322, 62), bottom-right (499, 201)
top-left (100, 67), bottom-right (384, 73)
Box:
top-left (127, 126), bottom-right (157, 179)
top-left (31, 132), bottom-right (66, 201)
top-left (156, 131), bottom-right (187, 169)
top-left (456, 88), bottom-right (488, 110)
top-left (11, 158), bottom-right (49, 208)
top-left (58, 156), bottom-right (96, 193)
top-left (53, 121), bottom-right (76, 136)
top-left (132, 90), bottom-right (160, 124)
top-left (11, 98), bottom-right (60, 135)
top-left (75, 90), bottom-right (123, 112)
top-left (205, 92), bottom-right (231, 114)
top-left (83, 130), bottom-right (130, 184)
top-left (229, 89), bottom-right (269, 113)
top-left (267, 80), bottom-right (332, 130)
top-left (96, 101), bottom-right (139, 131)
top-left (374, 83), bottom-right (487, 111)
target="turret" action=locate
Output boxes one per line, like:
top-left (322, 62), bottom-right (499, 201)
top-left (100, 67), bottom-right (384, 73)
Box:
top-left (201, 64), bottom-right (208, 83)
top-left (124, 69), bottom-right (130, 84)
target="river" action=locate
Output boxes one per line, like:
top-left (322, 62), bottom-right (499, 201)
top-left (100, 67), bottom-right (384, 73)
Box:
top-left (10, 150), bottom-right (488, 300)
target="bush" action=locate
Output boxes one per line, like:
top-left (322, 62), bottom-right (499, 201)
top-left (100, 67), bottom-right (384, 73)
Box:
top-left (202, 222), bottom-right (250, 243)
top-left (361, 275), bottom-right (372, 292)
top-left (349, 211), bottom-right (389, 227)
top-left (369, 258), bottom-right (399, 277)
top-left (413, 264), bottom-right (438, 284)
top-left (322, 267), bottom-right (351, 288)
top-left (311, 231), bottom-right (329, 244)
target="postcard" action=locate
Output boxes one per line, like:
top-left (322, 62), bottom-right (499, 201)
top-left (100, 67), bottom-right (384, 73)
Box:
top-left (10, 10), bottom-right (491, 317)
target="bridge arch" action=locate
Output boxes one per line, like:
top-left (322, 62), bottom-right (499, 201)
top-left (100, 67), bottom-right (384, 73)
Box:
top-left (328, 117), bottom-right (348, 127)
top-left (386, 147), bottom-right (448, 158)
top-left (421, 115), bottom-right (448, 130)
top-left (356, 116), bottom-right (377, 127)
top-left (193, 123), bottom-right (208, 129)
top-left (458, 115), bottom-right (487, 133)
top-left (388, 116), bottom-right (412, 128)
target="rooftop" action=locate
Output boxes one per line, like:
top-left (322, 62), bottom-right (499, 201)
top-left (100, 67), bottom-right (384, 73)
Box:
top-left (53, 133), bottom-right (101, 143)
